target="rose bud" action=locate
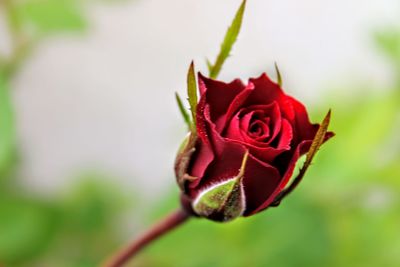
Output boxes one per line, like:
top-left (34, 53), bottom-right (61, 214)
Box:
top-left (175, 70), bottom-right (334, 222)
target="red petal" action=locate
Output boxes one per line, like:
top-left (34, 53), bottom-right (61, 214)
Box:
top-left (189, 138), bottom-right (283, 217)
top-left (246, 140), bottom-right (311, 215)
top-left (242, 154), bottom-right (281, 215)
top-left (240, 102), bottom-right (282, 147)
top-left (189, 140), bottom-right (214, 183)
top-left (218, 82), bottom-right (254, 132)
top-left (247, 129), bottom-right (334, 216)
top-left (190, 140), bottom-right (247, 197)
top-left (198, 73), bottom-right (245, 124)
top-left (190, 96), bottom-right (215, 187)
top-left (286, 96), bottom-right (319, 144)
top-left (225, 112), bottom-right (246, 141)
top-left (232, 140), bottom-right (288, 163)
top-left (274, 119), bottom-right (293, 150)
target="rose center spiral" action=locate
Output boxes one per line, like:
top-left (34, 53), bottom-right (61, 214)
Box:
top-left (248, 118), bottom-right (270, 139)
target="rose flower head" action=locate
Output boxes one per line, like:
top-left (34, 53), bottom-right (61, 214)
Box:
top-left (175, 64), bottom-right (334, 223)
top-left (104, 2), bottom-right (335, 266)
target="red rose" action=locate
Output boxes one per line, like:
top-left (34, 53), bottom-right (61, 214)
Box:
top-left (175, 72), bottom-right (333, 222)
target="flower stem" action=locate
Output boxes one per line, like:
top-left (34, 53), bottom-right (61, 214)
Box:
top-left (102, 208), bottom-right (191, 267)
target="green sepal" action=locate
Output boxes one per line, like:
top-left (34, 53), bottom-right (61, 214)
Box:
top-left (271, 110), bottom-right (332, 207)
top-left (175, 92), bottom-right (191, 131)
top-left (193, 151), bottom-right (249, 222)
top-left (209, 0), bottom-right (246, 79)
top-left (174, 132), bottom-right (198, 193)
top-left (304, 110), bottom-right (332, 168)
top-left (274, 62), bottom-right (283, 87)
top-left (187, 61), bottom-right (197, 132)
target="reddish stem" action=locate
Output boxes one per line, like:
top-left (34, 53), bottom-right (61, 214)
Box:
top-left (102, 208), bottom-right (191, 267)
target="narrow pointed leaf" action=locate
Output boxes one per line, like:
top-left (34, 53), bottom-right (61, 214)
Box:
top-left (209, 0), bottom-right (246, 79)
top-left (274, 62), bottom-right (282, 87)
top-left (271, 110), bottom-right (332, 206)
top-left (175, 92), bottom-right (191, 130)
top-left (187, 61), bottom-right (197, 130)
top-left (304, 110), bottom-right (331, 167)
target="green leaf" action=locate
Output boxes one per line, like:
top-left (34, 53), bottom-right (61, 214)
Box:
top-left (274, 62), bottom-right (283, 87)
top-left (375, 29), bottom-right (400, 67)
top-left (175, 92), bottom-right (191, 130)
top-left (0, 194), bottom-right (59, 264)
top-left (209, 0), bottom-right (246, 79)
top-left (0, 76), bottom-right (16, 178)
top-left (32, 174), bottom-right (130, 267)
top-left (17, 0), bottom-right (87, 35)
top-left (187, 61), bottom-right (197, 131)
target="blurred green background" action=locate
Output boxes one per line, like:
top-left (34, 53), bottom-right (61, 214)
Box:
top-left (0, 0), bottom-right (399, 266)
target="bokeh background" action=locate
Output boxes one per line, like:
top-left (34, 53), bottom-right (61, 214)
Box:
top-left (0, 0), bottom-right (399, 266)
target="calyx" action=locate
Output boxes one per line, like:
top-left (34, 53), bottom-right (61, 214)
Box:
top-left (192, 151), bottom-right (249, 222)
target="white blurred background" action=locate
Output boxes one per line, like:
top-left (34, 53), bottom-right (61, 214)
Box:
top-left (1, 0), bottom-right (398, 197)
